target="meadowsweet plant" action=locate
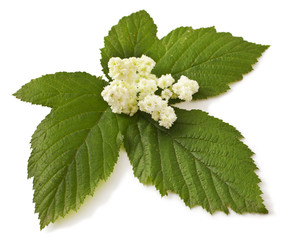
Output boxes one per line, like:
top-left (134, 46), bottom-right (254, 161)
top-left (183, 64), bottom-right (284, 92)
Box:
top-left (14, 10), bottom-right (269, 229)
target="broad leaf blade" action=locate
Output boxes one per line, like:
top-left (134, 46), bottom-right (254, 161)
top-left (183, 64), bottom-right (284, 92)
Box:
top-left (13, 72), bottom-right (104, 108)
top-left (153, 27), bottom-right (269, 99)
top-left (100, 10), bottom-right (164, 80)
top-left (124, 109), bottom-right (267, 214)
top-left (15, 73), bottom-right (127, 229)
top-left (33, 105), bottom-right (122, 229)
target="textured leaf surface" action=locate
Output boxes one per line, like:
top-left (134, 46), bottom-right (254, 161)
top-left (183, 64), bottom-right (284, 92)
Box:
top-left (100, 10), bottom-right (163, 81)
top-left (124, 109), bottom-right (267, 214)
top-left (13, 72), bottom-right (103, 108)
top-left (15, 72), bottom-right (126, 229)
top-left (100, 10), bottom-right (268, 99)
top-left (153, 27), bottom-right (269, 99)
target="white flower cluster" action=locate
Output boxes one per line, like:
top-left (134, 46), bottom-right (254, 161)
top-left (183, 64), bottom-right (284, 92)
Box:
top-left (101, 55), bottom-right (199, 129)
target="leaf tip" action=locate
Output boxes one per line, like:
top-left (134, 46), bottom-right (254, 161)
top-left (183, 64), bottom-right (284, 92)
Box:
top-left (12, 90), bottom-right (21, 99)
top-left (258, 201), bottom-right (269, 214)
top-left (261, 207), bottom-right (269, 214)
top-left (263, 44), bottom-right (271, 52)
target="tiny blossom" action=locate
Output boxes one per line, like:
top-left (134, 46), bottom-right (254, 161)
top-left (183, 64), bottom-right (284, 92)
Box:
top-left (159, 106), bottom-right (177, 129)
top-left (102, 55), bottom-right (199, 129)
top-left (137, 78), bottom-right (158, 95)
top-left (161, 88), bottom-right (173, 100)
top-left (101, 80), bottom-right (138, 116)
top-left (151, 111), bottom-right (160, 121)
top-left (157, 74), bottom-right (175, 89)
top-left (137, 55), bottom-right (156, 76)
top-left (108, 57), bottom-right (137, 84)
top-left (138, 95), bottom-right (167, 114)
top-left (172, 75), bottom-right (199, 101)
top-left (136, 77), bottom-right (158, 101)
top-left (129, 57), bottom-right (138, 67)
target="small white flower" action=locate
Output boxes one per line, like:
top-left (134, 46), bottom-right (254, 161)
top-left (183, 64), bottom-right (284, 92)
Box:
top-left (161, 88), bottom-right (173, 100)
top-left (101, 80), bottom-right (138, 116)
top-left (159, 106), bottom-right (177, 129)
top-left (137, 78), bottom-right (158, 94)
top-left (157, 74), bottom-right (175, 89)
top-left (151, 111), bottom-right (160, 121)
top-left (108, 57), bottom-right (137, 84)
top-left (138, 95), bottom-right (167, 114)
top-left (137, 55), bottom-right (156, 76)
top-left (172, 75), bottom-right (199, 101)
top-left (107, 57), bottom-right (121, 79)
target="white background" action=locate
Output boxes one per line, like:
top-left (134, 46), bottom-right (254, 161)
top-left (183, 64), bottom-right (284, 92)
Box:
top-left (1, 0), bottom-right (286, 239)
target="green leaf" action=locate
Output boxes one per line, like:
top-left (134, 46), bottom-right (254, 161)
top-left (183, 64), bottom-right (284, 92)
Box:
top-left (153, 27), bottom-right (269, 99)
top-left (100, 10), bottom-right (165, 81)
top-left (100, 11), bottom-right (269, 99)
top-left (124, 109), bottom-right (267, 214)
top-left (14, 72), bottom-right (128, 229)
top-left (13, 72), bottom-right (105, 108)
